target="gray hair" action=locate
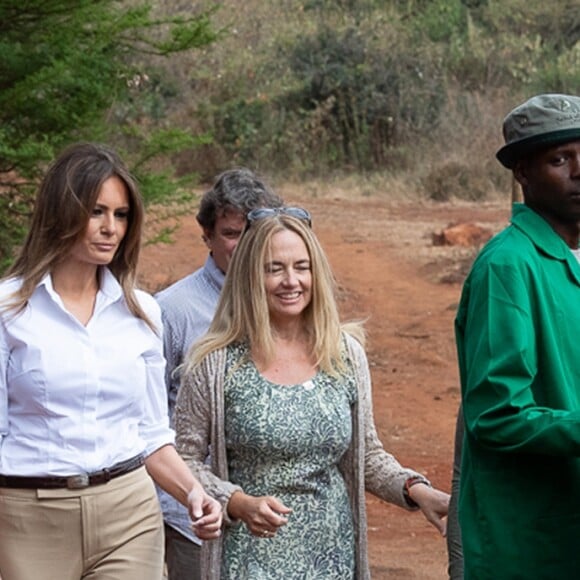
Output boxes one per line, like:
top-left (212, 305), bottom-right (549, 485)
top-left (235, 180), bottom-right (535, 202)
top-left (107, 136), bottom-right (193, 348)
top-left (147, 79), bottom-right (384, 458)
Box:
top-left (196, 167), bottom-right (283, 232)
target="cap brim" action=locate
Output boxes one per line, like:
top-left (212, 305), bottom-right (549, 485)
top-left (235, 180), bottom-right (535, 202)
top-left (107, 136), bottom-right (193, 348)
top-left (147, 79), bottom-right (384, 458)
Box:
top-left (496, 128), bottom-right (580, 169)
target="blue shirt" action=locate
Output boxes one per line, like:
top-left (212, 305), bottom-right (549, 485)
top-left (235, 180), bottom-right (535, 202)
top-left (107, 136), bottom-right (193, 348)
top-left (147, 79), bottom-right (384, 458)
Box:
top-left (155, 255), bottom-right (224, 543)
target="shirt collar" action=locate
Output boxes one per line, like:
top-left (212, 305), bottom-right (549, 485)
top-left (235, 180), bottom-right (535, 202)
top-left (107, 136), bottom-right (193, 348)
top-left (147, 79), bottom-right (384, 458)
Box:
top-left (204, 255), bottom-right (226, 291)
top-left (98, 267), bottom-right (124, 301)
top-left (511, 203), bottom-right (580, 284)
top-left (38, 267), bottom-right (123, 303)
top-left (511, 203), bottom-right (572, 260)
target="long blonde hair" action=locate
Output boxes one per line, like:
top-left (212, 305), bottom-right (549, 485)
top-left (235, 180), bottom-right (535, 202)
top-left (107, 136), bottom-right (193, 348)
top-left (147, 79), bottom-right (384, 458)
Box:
top-left (184, 213), bottom-right (364, 377)
top-left (1, 142), bottom-right (154, 329)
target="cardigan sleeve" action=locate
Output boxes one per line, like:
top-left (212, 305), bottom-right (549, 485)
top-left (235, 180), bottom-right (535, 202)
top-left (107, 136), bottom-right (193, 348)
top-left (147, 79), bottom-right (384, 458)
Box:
top-left (345, 333), bottom-right (427, 509)
top-left (174, 351), bottom-right (241, 516)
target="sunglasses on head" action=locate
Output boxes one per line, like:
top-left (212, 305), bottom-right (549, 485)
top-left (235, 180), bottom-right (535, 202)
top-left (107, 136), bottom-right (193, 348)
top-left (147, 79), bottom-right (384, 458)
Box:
top-left (245, 206), bottom-right (312, 229)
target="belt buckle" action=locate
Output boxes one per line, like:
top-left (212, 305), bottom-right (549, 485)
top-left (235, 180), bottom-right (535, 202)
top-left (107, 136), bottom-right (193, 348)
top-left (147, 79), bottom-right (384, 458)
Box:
top-left (66, 473), bottom-right (90, 489)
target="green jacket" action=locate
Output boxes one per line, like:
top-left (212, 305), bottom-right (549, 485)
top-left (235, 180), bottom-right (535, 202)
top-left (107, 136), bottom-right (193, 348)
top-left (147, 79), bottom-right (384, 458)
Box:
top-left (455, 203), bottom-right (580, 579)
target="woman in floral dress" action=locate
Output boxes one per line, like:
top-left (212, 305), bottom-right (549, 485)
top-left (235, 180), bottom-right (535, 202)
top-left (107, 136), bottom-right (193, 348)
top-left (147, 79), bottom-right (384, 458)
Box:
top-left (174, 207), bottom-right (449, 579)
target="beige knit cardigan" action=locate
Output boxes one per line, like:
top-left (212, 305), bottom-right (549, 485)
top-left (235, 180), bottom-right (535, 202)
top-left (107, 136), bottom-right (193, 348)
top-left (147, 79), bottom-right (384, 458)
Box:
top-left (174, 332), bottom-right (425, 579)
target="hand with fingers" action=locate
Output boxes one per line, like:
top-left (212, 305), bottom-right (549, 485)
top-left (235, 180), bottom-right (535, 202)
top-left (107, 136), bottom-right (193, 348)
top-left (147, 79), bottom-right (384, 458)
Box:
top-left (186, 481), bottom-right (223, 540)
top-left (227, 490), bottom-right (292, 538)
top-left (408, 484), bottom-right (450, 537)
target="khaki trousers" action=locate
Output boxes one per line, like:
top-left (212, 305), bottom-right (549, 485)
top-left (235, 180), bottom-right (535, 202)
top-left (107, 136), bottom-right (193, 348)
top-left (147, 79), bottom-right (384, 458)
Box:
top-left (0, 466), bottom-right (164, 580)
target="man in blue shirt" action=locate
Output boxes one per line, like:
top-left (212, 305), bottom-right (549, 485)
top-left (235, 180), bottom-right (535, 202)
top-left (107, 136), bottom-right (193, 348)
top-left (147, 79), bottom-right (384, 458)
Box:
top-left (155, 168), bottom-right (283, 580)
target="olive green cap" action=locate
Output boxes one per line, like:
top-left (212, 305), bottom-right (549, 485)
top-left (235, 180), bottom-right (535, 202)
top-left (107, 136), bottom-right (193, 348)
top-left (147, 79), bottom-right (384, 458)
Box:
top-left (496, 94), bottom-right (580, 169)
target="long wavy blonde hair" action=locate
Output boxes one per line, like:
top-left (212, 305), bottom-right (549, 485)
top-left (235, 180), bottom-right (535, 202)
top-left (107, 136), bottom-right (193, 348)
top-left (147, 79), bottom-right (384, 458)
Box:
top-left (1, 142), bottom-right (154, 330)
top-left (184, 213), bottom-right (364, 377)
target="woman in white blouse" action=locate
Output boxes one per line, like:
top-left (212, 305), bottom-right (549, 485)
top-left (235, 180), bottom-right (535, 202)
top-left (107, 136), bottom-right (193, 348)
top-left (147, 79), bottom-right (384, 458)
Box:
top-left (0, 143), bottom-right (222, 580)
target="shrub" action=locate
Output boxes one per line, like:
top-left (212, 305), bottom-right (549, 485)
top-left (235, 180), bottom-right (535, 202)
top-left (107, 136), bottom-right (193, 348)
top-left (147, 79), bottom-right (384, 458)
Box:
top-left (423, 161), bottom-right (495, 202)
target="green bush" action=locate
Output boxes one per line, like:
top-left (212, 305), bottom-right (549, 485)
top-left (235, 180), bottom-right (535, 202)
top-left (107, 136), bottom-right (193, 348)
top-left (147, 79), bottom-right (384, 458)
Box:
top-left (411, 0), bottom-right (467, 42)
top-left (205, 22), bottom-right (446, 175)
top-left (0, 0), bottom-right (218, 273)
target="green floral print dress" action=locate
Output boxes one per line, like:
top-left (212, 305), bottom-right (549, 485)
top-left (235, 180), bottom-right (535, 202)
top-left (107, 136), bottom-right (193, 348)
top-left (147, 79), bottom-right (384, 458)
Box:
top-left (222, 343), bottom-right (357, 579)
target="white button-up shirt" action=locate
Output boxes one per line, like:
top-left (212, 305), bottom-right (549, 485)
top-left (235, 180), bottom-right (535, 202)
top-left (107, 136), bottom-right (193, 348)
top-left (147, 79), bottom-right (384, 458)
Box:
top-left (0, 268), bottom-right (174, 476)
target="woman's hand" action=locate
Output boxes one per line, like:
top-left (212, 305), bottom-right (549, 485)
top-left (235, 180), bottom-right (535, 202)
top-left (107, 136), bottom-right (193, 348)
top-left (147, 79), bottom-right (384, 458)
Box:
top-left (227, 490), bottom-right (292, 538)
top-left (145, 444), bottom-right (223, 540)
top-left (409, 484), bottom-right (450, 536)
top-left (186, 480), bottom-right (223, 540)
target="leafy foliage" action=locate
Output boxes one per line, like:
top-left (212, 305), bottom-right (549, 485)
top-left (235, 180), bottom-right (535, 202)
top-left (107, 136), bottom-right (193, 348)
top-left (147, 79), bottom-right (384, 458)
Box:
top-left (207, 16), bottom-right (444, 175)
top-left (180, 0), bottom-right (578, 191)
top-left (283, 24), bottom-right (444, 169)
top-left (0, 0), bottom-right (218, 271)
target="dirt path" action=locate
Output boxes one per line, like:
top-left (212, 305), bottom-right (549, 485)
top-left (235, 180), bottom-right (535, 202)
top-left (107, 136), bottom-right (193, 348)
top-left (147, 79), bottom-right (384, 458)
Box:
top-left (140, 194), bottom-right (510, 579)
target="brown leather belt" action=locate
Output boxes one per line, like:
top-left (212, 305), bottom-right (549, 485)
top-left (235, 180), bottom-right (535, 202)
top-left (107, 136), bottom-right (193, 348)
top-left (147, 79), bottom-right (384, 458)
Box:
top-left (0, 454), bottom-right (145, 490)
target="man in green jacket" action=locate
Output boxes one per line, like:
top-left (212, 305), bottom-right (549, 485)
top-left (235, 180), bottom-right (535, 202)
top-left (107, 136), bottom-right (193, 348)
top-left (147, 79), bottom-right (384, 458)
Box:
top-left (455, 93), bottom-right (580, 579)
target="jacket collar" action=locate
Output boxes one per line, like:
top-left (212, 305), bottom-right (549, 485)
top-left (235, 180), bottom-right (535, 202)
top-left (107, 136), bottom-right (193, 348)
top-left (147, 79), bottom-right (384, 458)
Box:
top-left (511, 203), bottom-right (580, 285)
